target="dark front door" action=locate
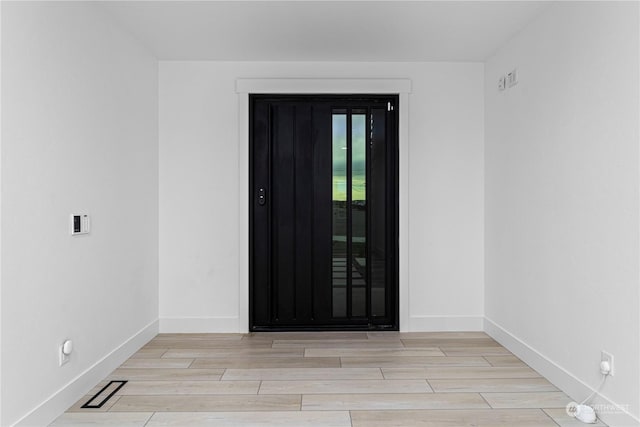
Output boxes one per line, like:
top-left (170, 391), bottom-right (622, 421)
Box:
top-left (250, 95), bottom-right (398, 331)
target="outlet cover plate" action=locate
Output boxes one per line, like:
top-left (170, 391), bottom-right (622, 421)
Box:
top-left (601, 350), bottom-right (614, 376)
top-left (59, 345), bottom-right (70, 366)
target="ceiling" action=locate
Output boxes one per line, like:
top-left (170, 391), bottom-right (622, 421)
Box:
top-left (100, 1), bottom-right (550, 62)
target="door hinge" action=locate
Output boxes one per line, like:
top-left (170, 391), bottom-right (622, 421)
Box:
top-left (387, 102), bottom-right (394, 112)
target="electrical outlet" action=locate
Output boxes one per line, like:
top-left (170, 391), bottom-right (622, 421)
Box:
top-left (59, 344), bottom-right (70, 366)
top-left (498, 75), bottom-right (506, 91)
top-left (601, 350), bottom-right (614, 376)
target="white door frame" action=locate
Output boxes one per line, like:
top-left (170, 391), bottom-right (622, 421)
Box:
top-left (236, 78), bottom-right (411, 332)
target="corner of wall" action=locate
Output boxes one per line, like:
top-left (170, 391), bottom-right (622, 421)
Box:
top-left (1, 2), bottom-right (161, 425)
top-left (14, 320), bottom-right (158, 427)
top-left (484, 318), bottom-right (640, 427)
top-left (483, 2), bottom-right (639, 424)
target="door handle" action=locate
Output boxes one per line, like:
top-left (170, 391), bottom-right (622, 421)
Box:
top-left (258, 188), bottom-right (266, 206)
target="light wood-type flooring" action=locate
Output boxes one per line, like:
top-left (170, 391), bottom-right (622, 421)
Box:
top-left (52, 332), bottom-right (606, 426)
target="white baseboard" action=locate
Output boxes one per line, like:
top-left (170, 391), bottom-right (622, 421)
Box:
top-left (159, 317), bottom-right (240, 333)
top-left (409, 315), bottom-right (484, 331)
top-left (484, 317), bottom-right (640, 427)
top-left (14, 319), bottom-right (158, 427)
top-left (161, 315), bottom-right (481, 333)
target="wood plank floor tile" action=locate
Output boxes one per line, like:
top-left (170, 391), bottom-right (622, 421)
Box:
top-left (129, 348), bottom-right (168, 359)
top-left (370, 331), bottom-right (491, 339)
top-left (162, 348), bottom-right (303, 358)
top-left (382, 366), bottom-right (541, 379)
top-left (429, 378), bottom-right (558, 393)
top-left (120, 359), bottom-right (194, 369)
top-left (109, 395), bottom-right (301, 412)
top-left (221, 367), bottom-right (383, 381)
top-left (87, 381), bottom-right (116, 395)
top-left (485, 355), bottom-right (528, 367)
top-left (145, 340), bottom-right (273, 349)
top-left (272, 339), bottom-right (404, 349)
top-left (191, 357), bottom-right (340, 369)
top-left (441, 346), bottom-right (512, 356)
top-left (305, 348), bottom-right (445, 357)
top-left (543, 408), bottom-right (607, 426)
top-left (258, 379), bottom-right (432, 394)
top-left (50, 412), bottom-right (153, 426)
top-left (402, 338), bottom-right (501, 348)
top-left (108, 368), bottom-right (224, 381)
top-left (340, 356), bottom-right (490, 368)
top-left (482, 391), bottom-right (572, 408)
top-left (244, 332), bottom-right (369, 340)
top-left (302, 392), bottom-right (488, 410)
top-left (365, 332), bottom-right (401, 339)
top-left (146, 411), bottom-right (352, 427)
top-left (65, 395), bottom-right (122, 412)
top-left (116, 380), bottom-right (260, 395)
top-left (350, 409), bottom-right (558, 426)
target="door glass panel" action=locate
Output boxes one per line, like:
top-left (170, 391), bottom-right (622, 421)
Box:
top-left (351, 113), bottom-right (367, 317)
top-left (370, 108), bottom-right (386, 317)
top-left (332, 113), bottom-right (347, 318)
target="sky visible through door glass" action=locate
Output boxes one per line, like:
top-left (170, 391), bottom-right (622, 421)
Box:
top-left (333, 114), bottom-right (366, 201)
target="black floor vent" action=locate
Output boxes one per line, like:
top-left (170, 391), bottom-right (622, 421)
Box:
top-left (81, 380), bottom-right (127, 409)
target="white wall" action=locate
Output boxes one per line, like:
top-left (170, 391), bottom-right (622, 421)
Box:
top-left (1, 3), bottom-right (159, 425)
top-left (159, 61), bottom-right (484, 332)
top-left (484, 2), bottom-right (639, 424)
top-left (0, 2), bottom-right (4, 422)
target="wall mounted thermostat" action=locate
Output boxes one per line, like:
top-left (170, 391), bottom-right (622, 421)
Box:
top-left (70, 214), bottom-right (90, 235)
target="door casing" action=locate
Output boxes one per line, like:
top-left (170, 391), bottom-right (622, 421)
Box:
top-left (236, 78), bottom-right (411, 333)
